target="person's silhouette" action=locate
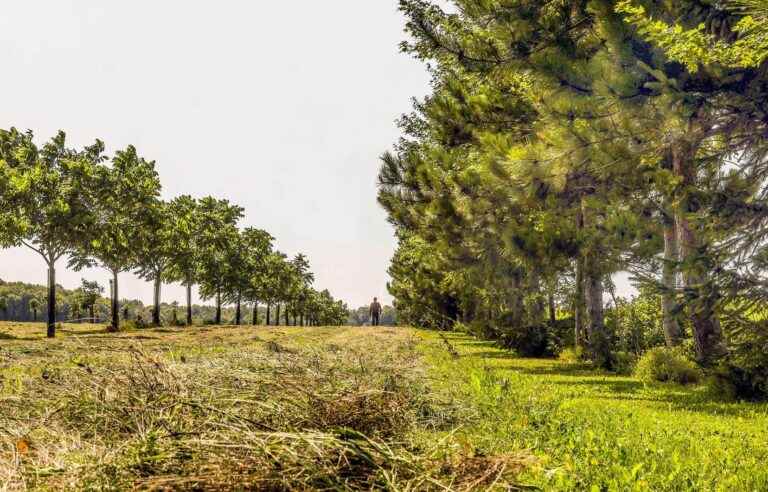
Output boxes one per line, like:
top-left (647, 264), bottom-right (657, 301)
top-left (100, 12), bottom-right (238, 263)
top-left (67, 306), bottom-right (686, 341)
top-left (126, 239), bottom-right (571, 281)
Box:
top-left (369, 297), bottom-right (382, 326)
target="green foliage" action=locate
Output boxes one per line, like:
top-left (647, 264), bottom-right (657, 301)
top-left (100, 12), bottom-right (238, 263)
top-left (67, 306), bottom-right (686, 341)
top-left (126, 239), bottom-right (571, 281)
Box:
top-left (715, 315), bottom-right (768, 399)
top-left (605, 288), bottom-right (666, 355)
top-left (616, 0), bottom-right (768, 72)
top-left (558, 346), bottom-right (584, 364)
top-left (635, 347), bottom-right (702, 385)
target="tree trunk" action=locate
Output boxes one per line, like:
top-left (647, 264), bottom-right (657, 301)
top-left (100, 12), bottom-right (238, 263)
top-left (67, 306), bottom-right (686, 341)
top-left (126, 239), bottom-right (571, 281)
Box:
top-left (47, 264), bottom-right (56, 338)
top-left (300, 313), bottom-right (304, 326)
top-left (90, 304), bottom-right (95, 324)
top-left (215, 287), bottom-right (222, 325)
top-left (574, 206), bottom-right (585, 349)
top-left (584, 252), bottom-right (610, 368)
top-left (266, 303), bottom-right (271, 325)
top-left (110, 270), bottom-right (119, 332)
top-left (152, 276), bottom-right (162, 326)
top-left (672, 139), bottom-right (723, 364)
top-left (529, 270), bottom-right (546, 325)
top-left (252, 301), bottom-right (259, 325)
top-left (284, 306), bottom-right (289, 326)
top-left (186, 281), bottom-right (193, 326)
top-left (581, 198), bottom-right (611, 368)
top-left (276, 304), bottom-right (281, 326)
top-left (548, 291), bottom-right (556, 329)
top-left (574, 257), bottom-right (585, 348)
top-left (662, 208), bottom-right (682, 346)
top-left (33, 309), bottom-right (37, 322)
top-left (235, 292), bottom-right (242, 325)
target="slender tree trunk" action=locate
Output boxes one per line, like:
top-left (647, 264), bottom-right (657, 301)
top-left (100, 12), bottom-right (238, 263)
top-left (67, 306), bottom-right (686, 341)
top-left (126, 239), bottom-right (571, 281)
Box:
top-left (215, 287), bottom-right (222, 325)
top-left (276, 304), bottom-right (281, 326)
top-left (548, 291), bottom-right (557, 329)
top-left (300, 313), bottom-right (304, 326)
top-left (186, 280), bottom-right (193, 326)
top-left (235, 292), bottom-right (242, 325)
top-left (584, 254), bottom-right (610, 366)
top-left (46, 263), bottom-right (56, 338)
top-left (581, 199), bottom-right (611, 368)
top-left (90, 304), bottom-right (95, 324)
top-left (574, 257), bottom-right (585, 348)
top-left (266, 303), bottom-right (271, 325)
top-left (33, 309), bottom-right (37, 322)
top-left (662, 208), bottom-right (682, 346)
top-left (529, 270), bottom-right (546, 325)
top-left (152, 276), bottom-right (162, 326)
top-left (584, 253), bottom-right (610, 368)
top-left (252, 301), bottom-right (259, 325)
top-left (284, 306), bottom-right (289, 326)
top-left (672, 139), bottom-right (723, 364)
top-left (110, 270), bottom-right (119, 332)
top-left (574, 206), bottom-right (585, 349)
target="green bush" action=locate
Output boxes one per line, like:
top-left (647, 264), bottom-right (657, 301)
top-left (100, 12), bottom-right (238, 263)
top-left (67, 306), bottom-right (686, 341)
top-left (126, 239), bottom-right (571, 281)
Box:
top-left (635, 347), bottom-right (701, 385)
top-left (612, 351), bottom-right (638, 375)
top-left (558, 346), bottom-right (583, 364)
top-left (717, 318), bottom-right (768, 400)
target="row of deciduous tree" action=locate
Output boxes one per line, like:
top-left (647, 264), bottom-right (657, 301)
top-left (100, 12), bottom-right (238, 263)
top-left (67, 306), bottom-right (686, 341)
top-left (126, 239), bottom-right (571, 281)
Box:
top-left (0, 129), bottom-right (348, 337)
top-left (379, 1), bottom-right (768, 394)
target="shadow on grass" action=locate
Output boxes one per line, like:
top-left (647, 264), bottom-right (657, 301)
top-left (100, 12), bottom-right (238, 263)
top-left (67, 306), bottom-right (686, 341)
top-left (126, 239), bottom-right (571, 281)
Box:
top-left (0, 331), bottom-right (39, 341)
top-left (60, 329), bottom-right (110, 336)
top-left (441, 331), bottom-right (766, 419)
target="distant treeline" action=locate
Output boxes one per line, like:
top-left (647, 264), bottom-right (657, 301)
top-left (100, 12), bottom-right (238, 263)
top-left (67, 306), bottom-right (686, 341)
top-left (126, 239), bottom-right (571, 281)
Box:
top-left (0, 278), bottom-right (287, 326)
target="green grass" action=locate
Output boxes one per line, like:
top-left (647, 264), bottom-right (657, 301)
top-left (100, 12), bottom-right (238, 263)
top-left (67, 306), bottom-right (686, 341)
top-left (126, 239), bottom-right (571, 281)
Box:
top-left (419, 331), bottom-right (768, 491)
top-left (2, 322), bottom-right (767, 490)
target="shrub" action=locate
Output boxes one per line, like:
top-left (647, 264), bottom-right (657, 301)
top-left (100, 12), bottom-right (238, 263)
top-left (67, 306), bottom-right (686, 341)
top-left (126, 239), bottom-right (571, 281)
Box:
top-left (635, 347), bottom-right (701, 385)
top-left (716, 317), bottom-right (768, 400)
top-left (612, 351), bottom-right (638, 375)
top-left (498, 324), bottom-right (549, 357)
top-left (558, 346), bottom-right (584, 364)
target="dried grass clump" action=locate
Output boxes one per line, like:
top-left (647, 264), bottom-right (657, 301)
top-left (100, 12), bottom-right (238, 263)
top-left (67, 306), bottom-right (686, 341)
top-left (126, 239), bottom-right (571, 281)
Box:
top-left (0, 329), bottom-right (530, 490)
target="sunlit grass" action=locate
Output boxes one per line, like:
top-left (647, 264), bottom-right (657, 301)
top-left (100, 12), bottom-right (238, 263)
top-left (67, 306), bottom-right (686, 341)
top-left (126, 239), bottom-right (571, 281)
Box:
top-left (3, 323), bottom-right (766, 490)
top-left (418, 331), bottom-right (768, 491)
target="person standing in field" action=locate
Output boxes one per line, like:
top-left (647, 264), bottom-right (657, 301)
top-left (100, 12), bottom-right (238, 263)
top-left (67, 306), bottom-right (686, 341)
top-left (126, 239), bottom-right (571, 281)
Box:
top-left (369, 297), bottom-right (382, 326)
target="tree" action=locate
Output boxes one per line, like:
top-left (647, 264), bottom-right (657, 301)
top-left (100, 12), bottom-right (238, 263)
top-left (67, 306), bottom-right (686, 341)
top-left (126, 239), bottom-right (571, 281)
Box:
top-left (0, 297), bottom-right (8, 320)
top-left (236, 229), bottom-right (275, 326)
top-left (0, 128), bottom-right (33, 251)
top-left (288, 253), bottom-right (314, 326)
top-left (0, 130), bottom-right (104, 337)
top-left (165, 195), bottom-right (201, 326)
top-left (260, 252), bottom-right (288, 326)
top-left (70, 146), bottom-right (161, 331)
top-left (29, 298), bottom-right (40, 322)
top-left (195, 197), bottom-right (244, 324)
top-left (79, 279), bottom-right (104, 323)
top-left (135, 199), bottom-right (175, 325)
top-left (222, 228), bottom-right (274, 325)
top-left (387, 0), bottom-right (768, 369)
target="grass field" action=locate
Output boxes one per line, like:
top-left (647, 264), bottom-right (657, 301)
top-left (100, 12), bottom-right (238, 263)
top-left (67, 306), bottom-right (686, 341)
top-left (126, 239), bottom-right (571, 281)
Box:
top-left (1, 323), bottom-right (767, 490)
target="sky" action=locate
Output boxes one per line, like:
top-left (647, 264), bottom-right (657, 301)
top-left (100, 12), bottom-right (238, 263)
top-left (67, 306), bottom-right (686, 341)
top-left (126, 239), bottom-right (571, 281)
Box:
top-left (0, 1), bottom-right (437, 308)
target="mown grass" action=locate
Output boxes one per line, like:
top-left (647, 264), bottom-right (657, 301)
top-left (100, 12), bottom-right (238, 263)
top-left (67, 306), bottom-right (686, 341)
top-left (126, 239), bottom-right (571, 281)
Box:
top-left (2, 323), bottom-right (767, 490)
top-left (0, 323), bottom-right (527, 491)
top-left (419, 332), bottom-right (768, 491)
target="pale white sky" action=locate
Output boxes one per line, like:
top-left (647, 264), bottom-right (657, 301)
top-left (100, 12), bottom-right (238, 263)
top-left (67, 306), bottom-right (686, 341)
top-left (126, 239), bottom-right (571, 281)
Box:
top-left (0, 1), bottom-right (434, 308)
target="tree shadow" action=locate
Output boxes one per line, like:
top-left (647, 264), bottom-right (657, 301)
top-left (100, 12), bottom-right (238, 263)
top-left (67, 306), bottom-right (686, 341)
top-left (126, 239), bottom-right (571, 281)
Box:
top-left (60, 329), bottom-right (110, 336)
top-left (459, 338), bottom-right (766, 419)
top-left (0, 332), bottom-right (39, 341)
top-left (550, 378), bottom-right (645, 394)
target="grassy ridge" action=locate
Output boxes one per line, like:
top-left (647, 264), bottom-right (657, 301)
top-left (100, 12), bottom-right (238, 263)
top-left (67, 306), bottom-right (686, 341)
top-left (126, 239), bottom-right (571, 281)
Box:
top-left (2, 323), bottom-right (767, 490)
